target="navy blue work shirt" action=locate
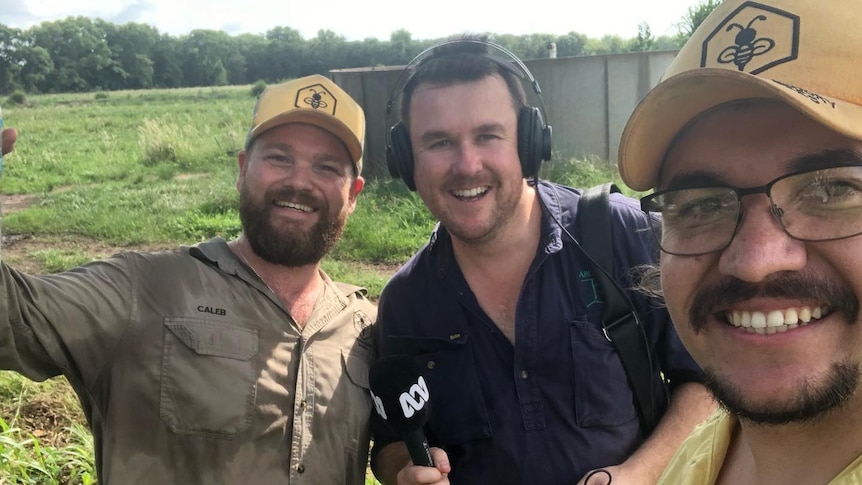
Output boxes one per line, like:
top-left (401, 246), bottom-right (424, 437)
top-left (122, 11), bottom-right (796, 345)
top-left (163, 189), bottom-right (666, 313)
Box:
top-left (370, 181), bottom-right (703, 485)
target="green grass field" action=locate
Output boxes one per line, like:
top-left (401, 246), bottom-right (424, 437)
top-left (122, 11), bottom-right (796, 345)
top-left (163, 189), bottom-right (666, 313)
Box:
top-left (0, 85), bottom-right (626, 484)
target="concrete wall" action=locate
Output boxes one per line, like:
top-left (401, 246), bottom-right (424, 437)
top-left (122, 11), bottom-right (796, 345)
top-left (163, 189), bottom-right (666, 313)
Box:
top-left (330, 50), bottom-right (678, 180)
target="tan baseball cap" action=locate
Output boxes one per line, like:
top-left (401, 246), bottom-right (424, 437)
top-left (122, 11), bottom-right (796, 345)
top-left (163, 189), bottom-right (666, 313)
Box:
top-left (247, 74), bottom-right (365, 175)
top-left (618, 0), bottom-right (862, 191)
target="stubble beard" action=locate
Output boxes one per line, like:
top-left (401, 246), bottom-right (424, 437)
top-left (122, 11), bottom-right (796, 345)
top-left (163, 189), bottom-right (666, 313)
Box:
top-left (703, 362), bottom-right (859, 426)
top-left (689, 272), bottom-right (861, 425)
top-left (239, 184), bottom-right (347, 267)
top-left (436, 177), bottom-right (522, 246)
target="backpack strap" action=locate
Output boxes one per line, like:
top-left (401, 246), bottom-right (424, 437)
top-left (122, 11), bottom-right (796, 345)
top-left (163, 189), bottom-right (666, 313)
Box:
top-left (577, 183), bottom-right (660, 434)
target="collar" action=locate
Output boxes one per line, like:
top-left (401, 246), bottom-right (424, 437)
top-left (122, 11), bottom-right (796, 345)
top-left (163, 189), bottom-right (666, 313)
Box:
top-left (186, 236), bottom-right (362, 303)
top-left (185, 236), bottom-right (242, 274)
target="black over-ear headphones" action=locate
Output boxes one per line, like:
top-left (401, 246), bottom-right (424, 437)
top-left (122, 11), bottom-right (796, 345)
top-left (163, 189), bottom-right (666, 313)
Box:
top-left (385, 39), bottom-right (553, 191)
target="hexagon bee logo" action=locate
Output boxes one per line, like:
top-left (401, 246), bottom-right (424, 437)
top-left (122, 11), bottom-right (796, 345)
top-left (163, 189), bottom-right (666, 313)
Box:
top-left (701, 1), bottom-right (799, 75)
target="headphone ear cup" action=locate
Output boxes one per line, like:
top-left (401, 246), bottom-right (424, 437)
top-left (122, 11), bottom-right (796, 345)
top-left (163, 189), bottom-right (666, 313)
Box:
top-left (386, 122), bottom-right (417, 191)
top-left (517, 106), bottom-right (547, 179)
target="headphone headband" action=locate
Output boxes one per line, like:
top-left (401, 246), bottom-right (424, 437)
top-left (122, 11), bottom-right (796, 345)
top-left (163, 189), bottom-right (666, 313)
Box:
top-left (384, 39), bottom-right (550, 135)
top-left (385, 39), bottom-right (553, 191)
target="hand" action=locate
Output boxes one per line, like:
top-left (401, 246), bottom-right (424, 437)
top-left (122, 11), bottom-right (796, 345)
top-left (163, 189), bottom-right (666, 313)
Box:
top-left (2, 128), bottom-right (17, 156)
top-left (395, 447), bottom-right (451, 485)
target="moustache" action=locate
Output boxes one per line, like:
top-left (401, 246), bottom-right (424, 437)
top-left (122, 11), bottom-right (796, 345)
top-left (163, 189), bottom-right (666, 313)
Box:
top-left (688, 273), bottom-right (859, 333)
top-left (266, 187), bottom-right (320, 209)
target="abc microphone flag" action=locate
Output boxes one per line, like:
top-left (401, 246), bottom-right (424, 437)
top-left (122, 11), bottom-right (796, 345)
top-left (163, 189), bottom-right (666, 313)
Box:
top-left (369, 354), bottom-right (434, 467)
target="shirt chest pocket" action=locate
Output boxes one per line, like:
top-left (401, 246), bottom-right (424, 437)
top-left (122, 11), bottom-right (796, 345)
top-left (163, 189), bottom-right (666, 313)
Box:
top-left (570, 317), bottom-right (638, 427)
top-left (160, 318), bottom-right (259, 438)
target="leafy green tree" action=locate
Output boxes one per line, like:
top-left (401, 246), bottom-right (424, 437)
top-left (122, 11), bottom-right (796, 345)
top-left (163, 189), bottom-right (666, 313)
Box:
top-left (387, 29), bottom-right (415, 66)
top-left (181, 29), bottom-right (235, 86)
top-left (584, 34), bottom-right (628, 55)
top-left (264, 26), bottom-right (305, 81)
top-left (101, 21), bottom-right (160, 90)
top-left (29, 17), bottom-right (115, 92)
top-left (303, 30), bottom-right (349, 75)
top-left (502, 33), bottom-right (557, 60)
top-left (151, 34), bottom-right (184, 88)
top-left (677, 0), bottom-right (722, 45)
top-left (0, 4), bottom-right (716, 95)
top-left (653, 35), bottom-right (682, 51)
top-left (16, 45), bottom-right (53, 93)
top-left (0, 24), bottom-right (23, 93)
top-left (234, 34), bottom-right (269, 84)
top-left (555, 32), bottom-right (588, 58)
top-left (628, 22), bottom-right (655, 52)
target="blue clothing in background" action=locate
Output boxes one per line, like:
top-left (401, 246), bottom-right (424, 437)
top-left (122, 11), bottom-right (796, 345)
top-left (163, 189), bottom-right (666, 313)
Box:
top-left (370, 181), bottom-right (703, 485)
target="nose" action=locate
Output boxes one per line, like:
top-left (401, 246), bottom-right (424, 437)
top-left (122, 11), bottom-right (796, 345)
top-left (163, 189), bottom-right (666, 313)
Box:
top-left (282, 161), bottom-right (314, 189)
top-left (718, 195), bottom-right (807, 282)
top-left (451, 141), bottom-right (483, 176)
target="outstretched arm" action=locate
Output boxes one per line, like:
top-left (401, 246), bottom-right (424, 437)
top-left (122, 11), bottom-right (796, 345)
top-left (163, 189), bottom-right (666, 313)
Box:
top-left (577, 382), bottom-right (716, 485)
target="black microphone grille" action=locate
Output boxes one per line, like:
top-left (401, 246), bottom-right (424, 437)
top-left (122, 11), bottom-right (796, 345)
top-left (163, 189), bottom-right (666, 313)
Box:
top-left (369, 354), bottom-right (431, 434)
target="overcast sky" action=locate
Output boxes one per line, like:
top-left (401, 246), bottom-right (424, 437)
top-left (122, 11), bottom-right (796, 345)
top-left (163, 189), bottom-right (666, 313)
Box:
top-left (2, 0), bottom-right (703, 41)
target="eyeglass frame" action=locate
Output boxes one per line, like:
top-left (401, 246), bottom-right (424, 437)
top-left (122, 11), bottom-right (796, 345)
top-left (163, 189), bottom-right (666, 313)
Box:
top-left (639, 163), bottom-right (862, 256)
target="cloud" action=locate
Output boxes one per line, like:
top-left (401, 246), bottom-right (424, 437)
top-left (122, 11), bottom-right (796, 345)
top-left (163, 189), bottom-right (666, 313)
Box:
top-left (0, 0), bottom-right (39, 28)
top-left (108, 0), bottom-right (157, 25)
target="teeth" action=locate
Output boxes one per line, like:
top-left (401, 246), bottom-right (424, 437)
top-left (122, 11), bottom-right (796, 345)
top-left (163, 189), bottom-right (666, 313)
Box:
top-left (453, 187), bottom-right (488, 198)
top-left (766, 310), bottom-right (784, 328)
top-left (726, 306), bottom-right (829, 334)
top-left (275, 201), bottom-right (313, 212)
top-left (751, 312), bottom-right (766, 329)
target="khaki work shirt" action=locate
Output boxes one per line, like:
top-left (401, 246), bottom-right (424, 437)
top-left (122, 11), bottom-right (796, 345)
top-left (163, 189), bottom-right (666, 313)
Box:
top-left (0, 237), bottom-right (376, 484)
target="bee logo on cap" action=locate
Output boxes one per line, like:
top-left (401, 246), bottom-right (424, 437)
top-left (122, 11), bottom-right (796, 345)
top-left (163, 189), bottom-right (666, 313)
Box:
top-left (296, 83), bottom-right (338, 115)
top-left (701, 1), bottom-right (800, 75)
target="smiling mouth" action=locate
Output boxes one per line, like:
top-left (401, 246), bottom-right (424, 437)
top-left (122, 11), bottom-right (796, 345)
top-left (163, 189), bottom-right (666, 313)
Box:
top-left (725, 306), bottom-right (830, 335)
top-left (452, 186), bottom-right (489, 199)
top-left (274, 200), bottom-right (314, 212)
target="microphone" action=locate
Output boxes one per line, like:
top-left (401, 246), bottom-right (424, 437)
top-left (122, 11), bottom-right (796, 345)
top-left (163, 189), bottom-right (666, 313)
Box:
top-left (369, 354), bottom-right (434, 467)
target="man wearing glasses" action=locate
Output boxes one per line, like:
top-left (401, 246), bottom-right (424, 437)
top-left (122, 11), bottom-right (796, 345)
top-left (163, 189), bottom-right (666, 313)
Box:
top-left (618, 0), bottom-right (862, 483)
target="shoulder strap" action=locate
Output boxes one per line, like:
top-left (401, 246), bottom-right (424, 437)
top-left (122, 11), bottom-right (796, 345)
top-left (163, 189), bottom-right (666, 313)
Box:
top-left (577, 183), bottom-right (660, 434)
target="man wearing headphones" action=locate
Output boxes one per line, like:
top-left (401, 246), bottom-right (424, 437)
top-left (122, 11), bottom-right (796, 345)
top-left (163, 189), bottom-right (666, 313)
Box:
top-left (370, 37), bottom-right (715, 485)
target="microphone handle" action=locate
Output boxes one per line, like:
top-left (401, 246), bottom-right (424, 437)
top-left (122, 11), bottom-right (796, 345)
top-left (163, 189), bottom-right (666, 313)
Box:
top-left (404, 427), bottom-right (434, 467)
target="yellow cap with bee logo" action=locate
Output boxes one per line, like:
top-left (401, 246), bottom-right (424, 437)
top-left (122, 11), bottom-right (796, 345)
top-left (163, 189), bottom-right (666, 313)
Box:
top-left (618, 0), bottom-right (862, 191)
top-left (246, 74), bottom-right (365, 175)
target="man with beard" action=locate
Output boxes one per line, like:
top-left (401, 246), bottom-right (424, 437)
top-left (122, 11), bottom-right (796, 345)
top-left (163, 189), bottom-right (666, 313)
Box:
top-left (370, 37), bottom-right (715, 485)
top-left (0, 74), bottom-right (376, 484)
top-left (618, 0), bottom-right (862, 483)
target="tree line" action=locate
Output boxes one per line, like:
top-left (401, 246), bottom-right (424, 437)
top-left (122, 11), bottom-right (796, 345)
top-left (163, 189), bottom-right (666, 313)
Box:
top-left (0, 1), bottom-right (719, 95)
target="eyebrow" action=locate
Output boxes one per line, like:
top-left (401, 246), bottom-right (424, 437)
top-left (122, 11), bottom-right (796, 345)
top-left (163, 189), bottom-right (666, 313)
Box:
top-left (417, 122), bottom-right (507, 145)
top-left (259, 142), bottom-right (350, 165)
top-left (788, 147), bottom-right (862, 172)
top-left (661, 171), bottom-right (728, 190)
top-left (661, 147), bottom-right (862, 190)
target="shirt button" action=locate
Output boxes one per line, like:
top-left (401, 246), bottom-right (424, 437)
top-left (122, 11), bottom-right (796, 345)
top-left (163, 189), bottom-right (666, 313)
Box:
top-left (427, 361), bottom-right (436, 369)
top-left (520, 370), bottom-right (529, 380)
top-left (300, 400), bottom-right (307, 409)
top-left (297, 464), bottom-right (305, 474)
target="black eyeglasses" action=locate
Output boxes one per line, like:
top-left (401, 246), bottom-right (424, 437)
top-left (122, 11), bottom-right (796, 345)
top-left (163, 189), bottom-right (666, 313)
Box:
top-left (640, 164), bottom-right (862, 256)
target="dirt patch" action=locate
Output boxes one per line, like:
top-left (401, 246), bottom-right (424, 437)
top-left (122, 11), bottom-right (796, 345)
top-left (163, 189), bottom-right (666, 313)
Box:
top-left (2, 193), bottom-right (39, 214)
top-left (0, 193), bottom-right (178, 274)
